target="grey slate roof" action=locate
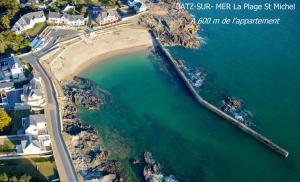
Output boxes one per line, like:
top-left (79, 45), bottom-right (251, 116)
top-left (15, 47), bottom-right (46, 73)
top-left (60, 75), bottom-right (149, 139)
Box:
top-left (15, 11), bottom-right (45, 27)
top-left (48, 11), bottom-right (61, 19)
top-left (29, 114), bottom-right (45, 125)
top-left (96, 10), bottom-right (119, 20)
top-left (68, 15), bottom-right (84, 21)
top-left (48, 12), bottom-right (84, 21)
top-left (0, 81), bottom-right (14, 89)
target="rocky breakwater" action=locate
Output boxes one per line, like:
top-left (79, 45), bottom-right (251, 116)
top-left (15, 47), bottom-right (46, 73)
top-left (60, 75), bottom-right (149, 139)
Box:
top-left (62, 76), bottom-right (122, 181)
top-left (143, 152), bottom-right (178, 182)
top-left (139, 0), bottom-right (200, 48)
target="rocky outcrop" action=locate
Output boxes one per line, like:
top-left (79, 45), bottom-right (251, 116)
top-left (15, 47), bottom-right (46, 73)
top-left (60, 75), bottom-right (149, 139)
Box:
top-left (139, 0), bottom-right (200, 48)
top-left (62, 77), bottom-right (122, 181)
top-left (63, 76), bottom-right (104, 110)
top-left (143, 152), bottom-right (178, 182)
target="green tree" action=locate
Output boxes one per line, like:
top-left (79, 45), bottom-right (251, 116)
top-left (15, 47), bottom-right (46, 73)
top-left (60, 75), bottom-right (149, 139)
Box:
top-left (29, 3), bottom-right (37, 10)
top-left (68, 8), bottom-right (76, 15)
top-left (10, 176), bottom-right (18, 182)
top-left (20, 60), bottom-right (33, 77)
top-left (0, 172), bottom-right (8, 182)
top-left (79, 6), bottom-right (87, 15)
top-left (100, 0), bottom-right (117, 6)
top-left (50, 4), bottom-right (62, 13)
top-left (0, 41), bottom-right (7, 54)
top-left (19, 174), bottom-right (31, 182)
top-left (0, 15), bottom-right (10, 29)
top-left (0, 0), bottom-right (20, 17)
top-left (0, 110), bottom-right (12, 131)
top-left (0, 30), bottom-right (30, 54)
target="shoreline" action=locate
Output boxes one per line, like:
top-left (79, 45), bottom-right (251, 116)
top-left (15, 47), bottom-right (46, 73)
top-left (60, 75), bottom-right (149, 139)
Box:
top-left (48, 26), bottom-right (154, 81)
top-left (67, 45), bottom-right (152, 81)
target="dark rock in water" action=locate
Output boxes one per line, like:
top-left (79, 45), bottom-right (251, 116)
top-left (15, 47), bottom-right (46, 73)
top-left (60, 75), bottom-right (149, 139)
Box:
top-left (143, 152), bottom-right (178, 182)
top-left (139, 0), bottom-right (200, 48)
top-left (73, 76), bottom-right (93, 88)
top-left (64, 87), bottom-right (102, 110)
top-left (132, 158), bottom-right (141, 164)
top-left (63, 76), bottom-right (104, 110)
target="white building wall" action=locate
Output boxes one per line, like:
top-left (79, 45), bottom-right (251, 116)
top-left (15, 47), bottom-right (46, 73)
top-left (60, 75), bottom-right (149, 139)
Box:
top-left (23, 143), bottom-right (42, 154)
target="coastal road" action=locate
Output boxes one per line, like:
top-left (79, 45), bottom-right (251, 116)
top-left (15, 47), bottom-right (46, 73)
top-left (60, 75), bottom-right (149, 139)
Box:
top-left (19, 29), bottom-right (79, 181)
top-left (17, 23), bottom-right (136, 180)
top-left (21, 55), bottom-right (78, 182)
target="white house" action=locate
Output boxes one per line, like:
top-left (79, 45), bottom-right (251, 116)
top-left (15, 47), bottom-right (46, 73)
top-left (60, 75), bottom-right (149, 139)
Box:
top-left (21, 77), bottom-right (45, 110)
top-left (11, 11), bottom-right (46, 34)
top-left (0, 57), bottom-right (25, 81)
top-left (16, 135), bottom-right (51, 155)
top-left (17, 139), bottom-right (42, 154)
top-left (48, 12), bottom-right (85, 26)
top-left (96, 10), bottom-right (121, 25)
top-left (22, 114), bottom-right (47, 135)
top-left (11, 62), bottom-right (25, 80)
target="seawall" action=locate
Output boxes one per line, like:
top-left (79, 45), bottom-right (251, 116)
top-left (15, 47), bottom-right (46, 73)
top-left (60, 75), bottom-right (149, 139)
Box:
top-left (154, 36), bottom-right (289, 158)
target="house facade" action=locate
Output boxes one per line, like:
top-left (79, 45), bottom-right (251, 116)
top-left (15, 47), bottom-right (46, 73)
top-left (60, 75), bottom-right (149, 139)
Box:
top-left (0, 57), bottom-right (25, 81)
top-left (22, 114), bottom-right (47, 135)
top-left (96, 10), bottom-right (121, 25)
top-left (21, 77), bottom-right (45, 110)
top-left (16, 135), bottom-right (51, 155)
top-left (11, 11), bottom-right (46, 34)
top-left (11, 62), bottom-right (25, 80)
top-left (48, 12), bottom-right (85, 26)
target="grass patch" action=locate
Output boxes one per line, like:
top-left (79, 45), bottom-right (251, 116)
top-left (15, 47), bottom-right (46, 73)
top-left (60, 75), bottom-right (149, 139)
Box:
top-left (24, 23), bottom-right (46, 37)
top-left (0, 157), bottom-right (58, 181)
top-left (0, 140), bottom-right (18, 153)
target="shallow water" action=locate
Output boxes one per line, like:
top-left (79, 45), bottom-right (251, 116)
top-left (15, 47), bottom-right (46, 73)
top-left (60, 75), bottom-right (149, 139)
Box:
top-left (79, 0), bottom-right (300, 181)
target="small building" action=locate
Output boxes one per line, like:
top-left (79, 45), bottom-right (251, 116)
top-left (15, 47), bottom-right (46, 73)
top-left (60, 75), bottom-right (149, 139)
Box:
top-left (1, 57), bottom-right (25, 81)
top-left (68, 15), bottom-right (86, 26)
top-left (21, 77), bottom-right (45, 110)
top-left (0, 81), bottom-right (14, 92)
top-left (22, 114), bottom-right (47, 135)
top-left (96, 10), bottom-right (121, 25)
top-left (48, 12), bottom-right (85, 26)
top-left (16, 135), bottom-right (51, 154)
top-left (11, 11), bottom-right (46, 34)
top-left (11, 62), bottom-right (25, 80)
top-left (63, 5), bottom-right (75, 13)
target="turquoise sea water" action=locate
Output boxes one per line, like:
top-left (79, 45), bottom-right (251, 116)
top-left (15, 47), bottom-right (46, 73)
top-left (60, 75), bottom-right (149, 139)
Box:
top-left (80, 0), bottom-right (300, 181)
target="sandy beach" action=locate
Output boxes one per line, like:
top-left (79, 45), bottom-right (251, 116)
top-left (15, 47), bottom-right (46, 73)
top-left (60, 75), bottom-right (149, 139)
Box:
top-left (48, 26), bottom-right (154, 81)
